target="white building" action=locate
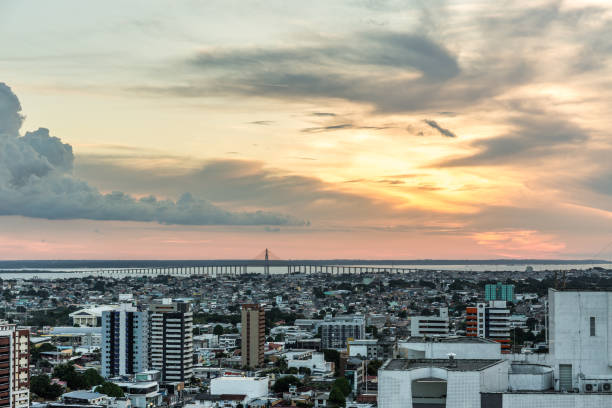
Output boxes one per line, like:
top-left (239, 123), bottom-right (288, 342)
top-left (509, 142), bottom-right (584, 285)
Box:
top-left (378, 358), bottom-right (509, 408)
top-left (70, 305), bottom-right (119, 327)
top-left (112, 381), bottom-right (162, 408)
top-left (210, 376), bottom-right (268, 401)
top-left (398, 336), bottom-right (502, 360)
top-left (348, 339), bottom-right (379, 359)
top-left (410, 308), bottom-right (449, 337)
top-left (284, 350), bottom-right (332, 375)
top-left (548, 288), bottom-right (612, 392)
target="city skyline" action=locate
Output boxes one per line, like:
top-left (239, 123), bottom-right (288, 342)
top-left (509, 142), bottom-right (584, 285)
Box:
top-left (1, 0), bottom-right (612, 260)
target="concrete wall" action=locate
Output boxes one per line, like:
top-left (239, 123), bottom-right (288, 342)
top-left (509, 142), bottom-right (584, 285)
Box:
top-left (480, 361), bottom-right (509, 392)
top-left (379, 364), bottom-right (504, 408)
top-left (502, 392), bottom-right (612, 408)
top-left (210, 377), bottom-right (268, 400)
top-left (549, 289), bottom-right (612, 391)
top-left (378, 369), bottom-right (413, 408)
top-left (508, 364), bottom-right (553, 391)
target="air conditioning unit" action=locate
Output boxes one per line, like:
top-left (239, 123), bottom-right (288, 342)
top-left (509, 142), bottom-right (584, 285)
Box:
top-left (584, 383), bottom-right (598, 392)
top-left (602, 383), bottom-right (612, 392)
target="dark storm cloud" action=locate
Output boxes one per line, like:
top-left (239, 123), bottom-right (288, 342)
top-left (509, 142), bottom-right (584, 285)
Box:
top-left (423, 119), bottom-right (456, 138)
top-left (0, 83), bottom-right (300, 226)
top-left (437, 116), bottom-right (588, 167)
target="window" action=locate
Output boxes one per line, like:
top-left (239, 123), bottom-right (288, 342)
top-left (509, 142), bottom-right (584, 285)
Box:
top-left (590, 317), bottom-right (596, 336)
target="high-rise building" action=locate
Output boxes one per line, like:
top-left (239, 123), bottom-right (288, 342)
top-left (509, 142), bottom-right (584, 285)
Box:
top-left (0, 321), bottom-right (29, 408)
top-left (485, 282), bottom-right (515, 302)
top-left (410, 308), bottom-right (450, 337)
top-left (465, 301), bottom-right (510, 353)
top-left (149, 300), bottom-right (193, 382)
top-left (101, 303), bottom-right (149, 378)
top-left (320, 315), bottom-right (365, 349)
top-left (241, 304), bottom-right (265, 368)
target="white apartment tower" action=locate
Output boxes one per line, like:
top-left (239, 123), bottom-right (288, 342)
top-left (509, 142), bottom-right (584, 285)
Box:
top-left (149, 300), bottom-right (193, 382)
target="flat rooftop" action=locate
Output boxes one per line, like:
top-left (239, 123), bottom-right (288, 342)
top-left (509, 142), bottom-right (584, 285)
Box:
top-left (405, 336), bottom-right (496, 344)
top-left (383, 359), bottom-right (504, 372)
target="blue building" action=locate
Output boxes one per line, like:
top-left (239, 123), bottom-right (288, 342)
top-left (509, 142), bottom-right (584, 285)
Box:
top-left (101, 303), bottom-right (148, 378)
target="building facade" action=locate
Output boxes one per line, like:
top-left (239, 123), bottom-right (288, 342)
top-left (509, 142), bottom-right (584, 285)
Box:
top-left (241, 304), bottom-right (265, 368)
top-left (485, 282), bottom-right (515, 302)
top-left (410, 308), bottom-right (450, 337)
top-left (0, 321), bottom-right (29, 408)
top-left (466, 301), bottom-right (511, 353)
top-left (101, 304), bottom-right (149, 378)
top-left (320, 315), bottom-right (366, 349)
top-left (149, 300), bottom-right (193, 382)
top-left (548, 288), bottom-right (612, 392)
top-left (378, 358), bottom-right (509, 408)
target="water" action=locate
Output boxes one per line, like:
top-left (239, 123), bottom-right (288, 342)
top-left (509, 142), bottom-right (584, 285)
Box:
top-left (0, 263), bottom-right (609, 280)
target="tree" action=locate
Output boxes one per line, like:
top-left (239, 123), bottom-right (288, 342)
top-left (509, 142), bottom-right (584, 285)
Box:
top-left (366, 360), bottom-right (383, 376)
top-left (366, 326), bottom-right (378, 337)
top-left (272, 375), bottom-right (300, 393)
top-left (213, 325), bottom-right (224, 336)
top-left (332, 377), bottom-right (351, 397)
top-left (298, 367), bottom-right (311, 376)
top-left (323, 349), bottom-right (341, 375)
top-left (95, 382), bottom-right (125, 398)
top-left (30, 375), bottom-right (63, 400)
top-left (83, 368), bottom-right (104, 387)
top-left (329, 387), bottom-right (346, 406)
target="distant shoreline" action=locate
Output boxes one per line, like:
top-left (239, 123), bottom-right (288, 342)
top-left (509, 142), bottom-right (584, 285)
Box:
top-left (0, 259), bottom-right (609, 269)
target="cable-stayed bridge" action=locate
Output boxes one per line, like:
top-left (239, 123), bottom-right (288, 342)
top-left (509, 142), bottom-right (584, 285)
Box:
top-left (73, 249), bottom-right (421, 277)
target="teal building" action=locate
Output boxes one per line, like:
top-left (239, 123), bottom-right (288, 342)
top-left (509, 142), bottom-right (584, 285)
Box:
top-left (485, 282), bottom-right (515, 302)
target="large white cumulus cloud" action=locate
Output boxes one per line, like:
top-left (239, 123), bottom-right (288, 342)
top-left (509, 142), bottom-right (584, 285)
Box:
top-left (0, 83), bottom-right (300, 225)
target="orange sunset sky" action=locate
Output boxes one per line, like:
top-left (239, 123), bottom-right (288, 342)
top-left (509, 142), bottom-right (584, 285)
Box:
top-left (1, 0), bottom-right (612, 260)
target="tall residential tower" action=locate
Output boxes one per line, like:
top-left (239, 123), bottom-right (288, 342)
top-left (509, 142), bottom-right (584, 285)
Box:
top-left (0, 321), bottom-right (29, 408)
top-left (101, 304), bottom-right (149, 378)
top-left (241, 304), bottom-right (265, 368)
top-left (149, 300), bottom-right (193, 382)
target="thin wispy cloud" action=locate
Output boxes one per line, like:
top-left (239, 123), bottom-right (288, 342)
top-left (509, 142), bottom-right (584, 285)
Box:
top-left (423, 119), bottom-right (456, 138)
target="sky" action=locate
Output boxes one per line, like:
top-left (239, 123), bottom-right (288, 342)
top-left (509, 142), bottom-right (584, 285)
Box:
top-left (1, 0), bottom-right (612, 260)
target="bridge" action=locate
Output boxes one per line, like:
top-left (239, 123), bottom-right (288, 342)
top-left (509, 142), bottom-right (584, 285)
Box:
top-left (81, 249), bottom-right (422, 277)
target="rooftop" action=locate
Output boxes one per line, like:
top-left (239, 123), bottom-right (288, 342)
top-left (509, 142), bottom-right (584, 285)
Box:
top-left (382, 358), bottom-right (504, 372)
top-left (63, 391), bottom-right (105, 400)
top-left (404, 336), bottom-right (497, 344)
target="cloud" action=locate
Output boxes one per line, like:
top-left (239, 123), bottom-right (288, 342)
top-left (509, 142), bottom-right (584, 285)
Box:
top-left (310, 112), bottom-right (337, 117)
top-left (75, 156), bottom-right (404, 223)
top-left (248, 120), bottom-right (274, 125)
top-left (437, 116), bottom-right (588, 167)
top-left (0, 83), bottom-right (301, 226)
top-left (301, 124), bottom-right (353, 133)
top-left (133, 30), bottom-right (472, 113)
top-left (423, 119), bottom-right (456, 138)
